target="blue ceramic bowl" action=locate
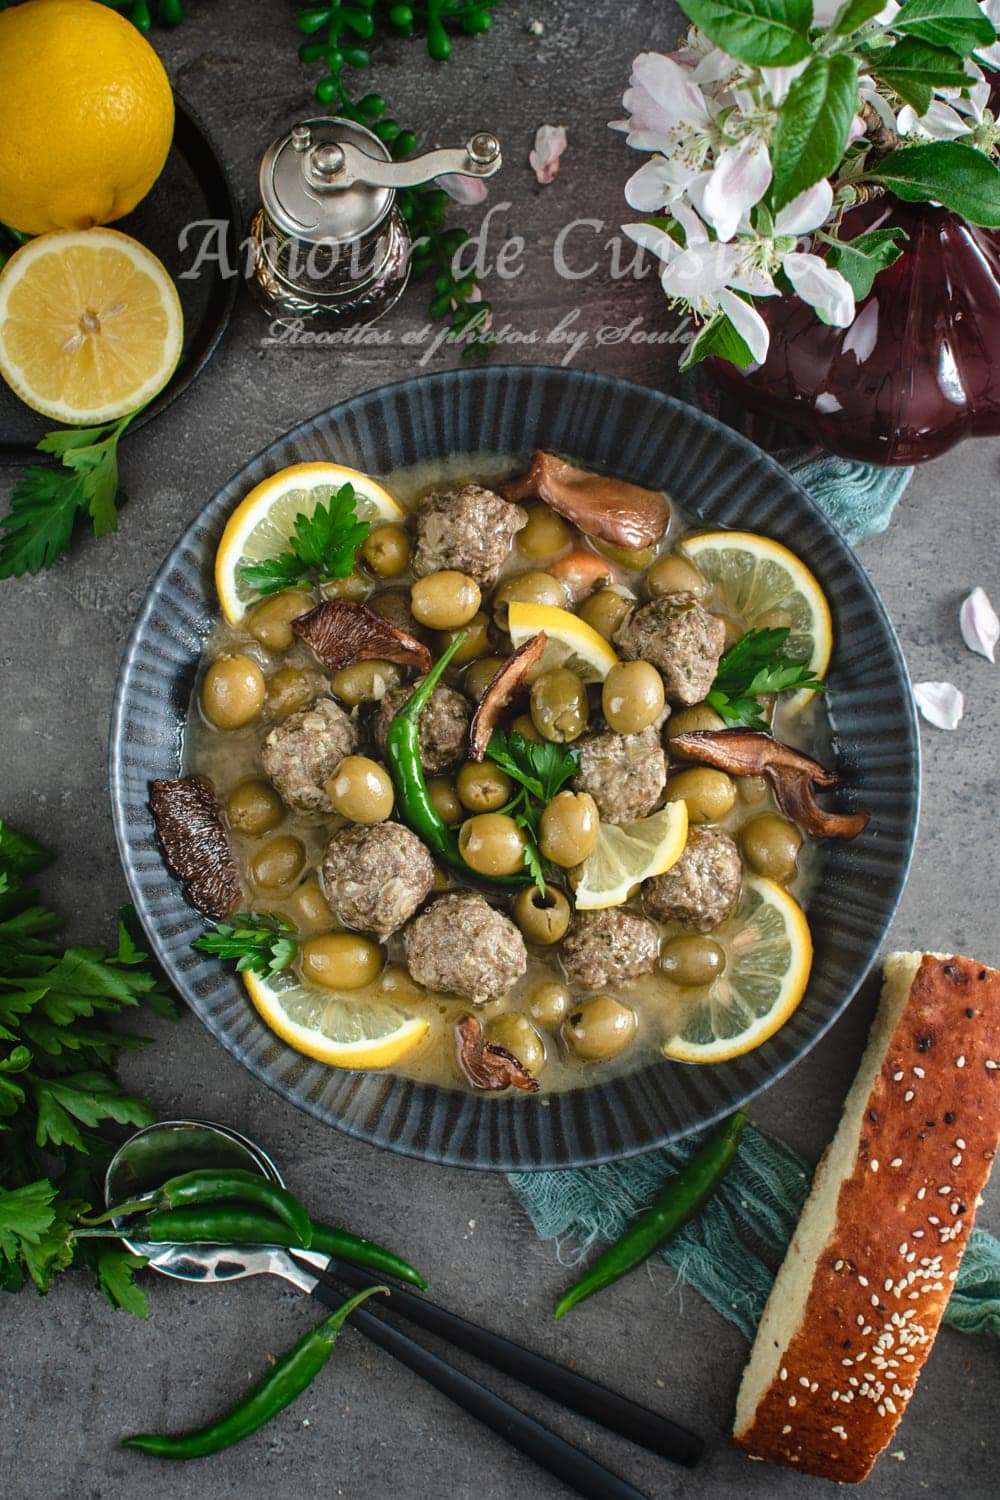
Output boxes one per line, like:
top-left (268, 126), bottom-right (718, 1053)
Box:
top-left (109, 367), bottom-right (919, 1169)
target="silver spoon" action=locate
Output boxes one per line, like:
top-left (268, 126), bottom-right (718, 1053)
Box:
top-left (105, 1118), bottom-right (667, 1499)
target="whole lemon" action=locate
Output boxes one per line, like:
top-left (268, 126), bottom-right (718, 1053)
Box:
top-left (0, 0), bottom-right (174, 234)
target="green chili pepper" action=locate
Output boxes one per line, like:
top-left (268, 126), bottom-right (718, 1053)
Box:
top-left (384, 631), bottom-right (529, 889)
top-left (79, 1206), bottom-right (428, 1290)
top-left (78, 1169), bottom-right (313, 1248)
top-left (122, 1284), bottom-right (386, 1459)
top-left (553, 1108), bottom-right (747, 1320)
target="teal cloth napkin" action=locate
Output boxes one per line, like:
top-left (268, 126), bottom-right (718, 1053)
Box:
top-left (508, 451), bottom-right (1000, 1344)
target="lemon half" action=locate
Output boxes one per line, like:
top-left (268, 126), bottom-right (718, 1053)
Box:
top-left (508, 601), bottom-right (618, 683)
top-left (244, 968), bottom-right (429, 1071)
top-left (574, 802), bottom-right (688, 911)
top-left (215, 462), bottom-right (405, 623)
top-left (661, 875), bottom-right (812, 1064)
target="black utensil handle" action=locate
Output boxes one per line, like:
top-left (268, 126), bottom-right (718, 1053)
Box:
top-left (315, 1255), bottom-right (702, 1468)
top-left (309, 1281), bottom-right (649, 1500)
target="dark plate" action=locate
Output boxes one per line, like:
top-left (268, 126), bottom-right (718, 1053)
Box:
top-left (0, 94), bottom-right (238, 461)
top-left (109, 367), bottom-right (920, 1170)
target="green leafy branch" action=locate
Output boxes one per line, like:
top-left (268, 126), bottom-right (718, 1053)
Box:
top-left (706, 627), bottom-right (826, 731)
top-left (193, 914), bottom-right (300, 976)
top-left (486, 729), bottom-right (580, 893)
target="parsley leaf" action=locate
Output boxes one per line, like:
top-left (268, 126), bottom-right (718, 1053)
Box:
top-left (486, 731), bottom-right (581, 895)
top-left (707, 627), bottom-right (826, 731)
top-left (238, 483), bottom-right (370, 598)
top-left (193, 913), bottom-right (300, 976)
top-left (0, 416), bottom-right (132, 578)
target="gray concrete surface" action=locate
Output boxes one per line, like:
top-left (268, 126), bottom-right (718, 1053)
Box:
top-left (1, 3), bottom-right (999, 1497)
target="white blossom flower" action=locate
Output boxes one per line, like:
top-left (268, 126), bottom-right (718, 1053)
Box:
top-left (897, 99), bottom-right (971, 141)
top-left (761, 181), bottom-right (856, 328)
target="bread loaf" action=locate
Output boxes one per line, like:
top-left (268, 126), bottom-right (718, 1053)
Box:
top-left (734, 951), bottom-right (1000, 1482)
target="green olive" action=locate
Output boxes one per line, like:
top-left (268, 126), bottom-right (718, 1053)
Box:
top-left (493, 570), bottom-right (567, 628)
top-left (330, 659), bottom-right (402, 707)
top-left (246, 589), bottom-right (315, 653)
top-left (410, 570), bottom-right (482, 630)
top-left (290, 878), bottom-right (333, 931)
top-left (562, 995), bottom-right (637, 1061)
top-left (595, 539), bottom-right (655, 571)
top-left (201, 654), bottom-right (266, 730)
top-left (740, 813), bottom-right (802, 884)
top-left (646, 555), bottom-right (710, 600)
top-left (487, 1013), bottom-right (546, 1074)
top-left (320, 570), bottom-right (370, 602)
top-left (530, 668), bottom-right (589, 744)
top-left (266, 666), bottom-right (316, 720)
top-left (666, 704), bottom-right (727, 761)
top-left (301, 932), bottom-right (382, 991)
top-left (516, 506), bottom-right (571, 560)
top-left (666, 767), bottom-right (735, 824)
top-left (426, 776), bottom-right (461, 825)
top-left (601, 660), bottom-right (665, 735)
top-left (512, 884), bottom-right (571, 945)
top-left (510, 713), bottom-right (542, 744)
top-left (226, 779), bottom-right (284, 836)
top-left (458, 813), bottom-right (527, 876)
top-left (326, 755), bottom-right (394, 824)
top-left (361, 522), bottom-right (411, 579)
top-left (579, 586), bottom-right (634, 641)
top-left (463, 655), bottom-right (504, 703)
top-left (660, 934), bottom-right (726, 987)
top-left (434, 611), bottom-right (490, 664)
top-left (250, 835), bottom-right (306, 891)
top-left (527, 979), bottom-right (571, 1029)
top-left (538, 790), bottom-right (600, 867)
top-left (456, 760), bottom-right (513, 812)
top-left (737, 775), bottom-right (770, 807)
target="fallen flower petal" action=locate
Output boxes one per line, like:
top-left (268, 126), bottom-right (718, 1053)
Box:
top-left (959, 586), bottom-right (998, 662)
top-left (530, 124), bottom-right (567, 185)
top-left (914, 680), bottom-right (965, 729)
top-left (439, 172), bottom-right (489, 205)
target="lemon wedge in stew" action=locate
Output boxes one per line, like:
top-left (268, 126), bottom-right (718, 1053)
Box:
top-left (682, 531), bottom-right (832, 700)
top-left (0, 228), bottom-right (182, 424)
top-left (215, 462), bottom-right (405, 624)
top-left (661, 875), bottom-right (812, 1063)
top-left (508, 601), bottom-right (618, 683)
top-left (574, 801), bottom-right (688, 911)
top-left (243, 968), bottom-right (428, 1070)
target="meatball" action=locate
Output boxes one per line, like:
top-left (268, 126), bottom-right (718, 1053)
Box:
top-left (560, 909), bottom-right (659, 990)
top-left (369, 587), bottom-right (428, 642)
top-left (322, 822), bottom-right (434, 939)
top-left (412, 484), bottom-right (527, 588)
top-left (373, 679), bottom-right (470, 774)
top-left (404, 892), bottom-right (527, 1005)
top-left (572, 721), bottom-right (666, 825)
top-left (614, 592), bottom-right (726, 705)
top-left (644, 827), bottom-right (742, 932)
top-left (260, 697), bottom-right (358, 815)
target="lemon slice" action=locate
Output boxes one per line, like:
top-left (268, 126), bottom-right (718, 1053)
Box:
top-left (508, 601), bottom-right (618, 683)
top-left (574, 801), bottom-right (688, 911)
top-left (244, 968), bottom-right (429, 1070)
top-left (215, 462), bottom-right (405, 623)
top-left (0, 228), bottom-right (183, 424)
top-left (662, 875), bottom-right (812, 1064)
top-left (682, 530), bottom-right (832, 701)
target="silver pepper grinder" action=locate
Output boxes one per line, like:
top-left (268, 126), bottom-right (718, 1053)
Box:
top-left (247, 117), bottom-right (502, 328)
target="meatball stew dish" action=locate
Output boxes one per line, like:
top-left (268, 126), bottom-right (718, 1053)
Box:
top-left (151, 450), bottom-right (868, 1098)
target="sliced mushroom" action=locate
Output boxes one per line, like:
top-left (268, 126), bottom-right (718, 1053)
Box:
top-left (669, 728), bottom-right (870, 839)
top-left (454, 1014), bottom-right (539, 1093)
top-left (503, 451), bottom-right (670, 551)
top-left (150, 775), bottom-right (242, 917)
top-left (468, 631), bottom-right (547, 762)
top-left (292, 600), bottom-right (432, 674)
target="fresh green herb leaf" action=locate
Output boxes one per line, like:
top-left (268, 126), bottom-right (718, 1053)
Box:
top-left (238, 483), bottom-right (370, 598)
top-left (0, 821), bottom-right (49, 876)
top-left (521, 834), bottom-right (547, 897)
top-left (93, 1245), bottom-right (150, 1317)
top-left (866, 141), bottom-right (1000, 227)
top-left (824, 227), bottom-right (908, 300)
top-left (0, 416), bottom-right (132, 578)
top-left (770, 53), bottom-right (859, 211)
top-left (677, 0), bottom-right (812, 67)
top-left (708, 628), bottom-right (826, 730)
top-left (193, 913), bottom-right (300, 976)
top-left (486, 729), bottom-right (580, 803)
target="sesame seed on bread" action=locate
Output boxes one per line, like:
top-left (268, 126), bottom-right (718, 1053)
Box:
top-left (733, 951), bottom-right (1000, 1483)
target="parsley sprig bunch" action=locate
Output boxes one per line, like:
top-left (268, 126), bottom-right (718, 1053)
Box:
top-left (0, 819), bottom-right (176, 1314)
top-left (485, 729), bottom-right (580, 893)
top-left (238, 482), bottom-right (369, 598)
top-left (707, 627), bottom-right (826, 732)
top-left (193, 913), bottom-right (299, 976)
